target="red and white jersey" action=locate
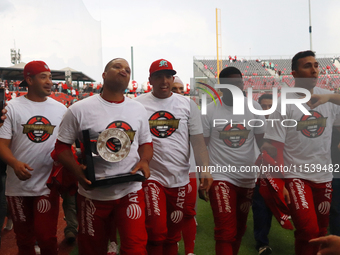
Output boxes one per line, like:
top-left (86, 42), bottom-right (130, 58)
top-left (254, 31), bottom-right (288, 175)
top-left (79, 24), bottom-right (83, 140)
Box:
top-left (135, 93), bottom-right (203, 188)
top-left (202, 99), bottom-right (266, 188)
top-left (0, 96), bottom-right (67, 196)
top-left (264, 87), bottom-right (340, 183)
top-left (57, 94), bottom-right (152, 201)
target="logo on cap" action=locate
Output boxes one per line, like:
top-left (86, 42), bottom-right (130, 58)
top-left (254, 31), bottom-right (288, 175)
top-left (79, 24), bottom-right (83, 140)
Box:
top-left (159, 60), bottom-right (168, 67)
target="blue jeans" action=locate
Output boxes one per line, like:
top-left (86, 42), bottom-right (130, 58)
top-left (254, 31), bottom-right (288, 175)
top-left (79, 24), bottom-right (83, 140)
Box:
top-left (252, 183), bottom-right (272, 250)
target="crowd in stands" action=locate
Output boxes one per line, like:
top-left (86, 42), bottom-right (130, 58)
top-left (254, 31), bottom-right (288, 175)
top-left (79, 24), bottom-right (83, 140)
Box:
top-left (199, 57), bottom-right (340, 79)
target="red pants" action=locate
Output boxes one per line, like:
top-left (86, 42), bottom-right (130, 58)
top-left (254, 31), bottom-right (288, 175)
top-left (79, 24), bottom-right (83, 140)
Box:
top-left (143, 180), bottom-right (187, 255)
top-left (7, 189), bottom-right (59, 255)
top-left (182, 173), bottom-right (197, 255)
top-left (77, 189), bottom-right (147, 255)
top-left (286, 179), bottom-right (332, 255)
top-left (209, 181), bottom-right (253, 255)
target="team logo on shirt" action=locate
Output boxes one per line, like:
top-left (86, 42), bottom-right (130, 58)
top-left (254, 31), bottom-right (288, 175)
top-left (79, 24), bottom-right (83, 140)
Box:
top-left (149, 111), bottom-right (180, 138)
top-left (296, 110), bottom-right (327, 138)
top-left (22, 116), bottom-right (56, 143)
top-left (105, 121), bottom-right (136, 152)
top-left (219, 124), bottom-right (250, 148)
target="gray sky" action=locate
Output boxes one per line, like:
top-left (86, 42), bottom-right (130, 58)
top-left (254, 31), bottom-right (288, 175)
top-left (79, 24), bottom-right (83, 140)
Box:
top-left (1, 0), bottom-right (339, 86)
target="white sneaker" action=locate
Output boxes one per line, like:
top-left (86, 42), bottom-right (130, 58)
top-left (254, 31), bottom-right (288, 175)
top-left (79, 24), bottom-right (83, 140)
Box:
top-left (107, 241), bottom-right (118, 255)
top-left (34, 244), bottom-right (41, 255)
top-left (188, 253), bottom-right (196, 255)
top-left (4, 219), bottom-right (13, 230)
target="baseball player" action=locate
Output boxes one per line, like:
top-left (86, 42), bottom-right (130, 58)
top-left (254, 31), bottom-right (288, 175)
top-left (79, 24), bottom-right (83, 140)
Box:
top-left (54, 58), bottom-right (153, 255)
top-left (263, 50), bottom-right (340, 255)
top-left (135, 59), bottom-right (212, 255)
top-left (171, 76), bottom-right (198, 255)
top-left (202, 66), bottom-right (266, 255)
top-left (0, 61), bottom-right (67, 255)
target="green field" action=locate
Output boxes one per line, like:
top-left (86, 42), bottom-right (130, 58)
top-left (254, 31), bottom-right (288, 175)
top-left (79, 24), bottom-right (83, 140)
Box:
top-left (70, 198), bottom-right (295, 255)
top-left (180, 199), bottom-right (295, 255)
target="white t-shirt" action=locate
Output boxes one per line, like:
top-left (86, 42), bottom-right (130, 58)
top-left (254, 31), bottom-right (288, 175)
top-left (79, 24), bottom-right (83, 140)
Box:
top-left (135, 93), bottom-right (203, 188)
top-left (57, 94), bottom-right (151, 201)
top-left (0, 96), bottom-right (67, 196)
top-left (202, 98), bottom-right (266, 188)
top-left (264, 87), bottom-right (340, 183)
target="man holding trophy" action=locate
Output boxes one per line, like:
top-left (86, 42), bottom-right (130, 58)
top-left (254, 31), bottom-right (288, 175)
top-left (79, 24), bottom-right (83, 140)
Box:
top-left (54, 58), bottom-right (153, 255)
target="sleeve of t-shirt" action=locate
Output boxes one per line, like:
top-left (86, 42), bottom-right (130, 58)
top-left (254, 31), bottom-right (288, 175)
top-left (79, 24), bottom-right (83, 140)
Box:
top-left (138, 107), bottom-right (152, 145)
top-left (57, 108), bottom-right (80, 145)
top-left (188, 99), bottom-right (203, 135)
top-left (0, 104), bottom-right (13, 140)
top-left (252, 100), bottom-right (267, 134)
top-left (201, 103), bottom-right (213, 138)
top-left (263, 109), bottom-right (287, 143)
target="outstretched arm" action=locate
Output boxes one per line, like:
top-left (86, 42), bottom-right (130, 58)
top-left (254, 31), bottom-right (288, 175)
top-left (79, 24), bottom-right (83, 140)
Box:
top-left (308, 93), bottom-right (340, 109)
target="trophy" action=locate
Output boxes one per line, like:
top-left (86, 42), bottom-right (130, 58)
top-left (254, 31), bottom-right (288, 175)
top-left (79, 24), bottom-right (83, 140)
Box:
top-left (82, 129), bottom-right (145, 187)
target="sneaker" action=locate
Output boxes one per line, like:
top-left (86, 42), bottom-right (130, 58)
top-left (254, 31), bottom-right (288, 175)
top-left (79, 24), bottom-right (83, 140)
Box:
top-left (4, 219), bottom-right (13, 230)
top-left (34, 244), bottom-right (41, 255)
top-left (188, 253), bottom-right (196, 255)
top-left (65, 232), bottom-right (76, 244)
top-left (107, 241), bottom-right (118, 255)
top-left (258, 246), bottom-right (272, 255)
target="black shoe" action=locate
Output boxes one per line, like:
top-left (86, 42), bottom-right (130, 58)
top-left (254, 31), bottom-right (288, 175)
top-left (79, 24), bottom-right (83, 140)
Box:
top-left (65, 232), bottom-right (76, 244)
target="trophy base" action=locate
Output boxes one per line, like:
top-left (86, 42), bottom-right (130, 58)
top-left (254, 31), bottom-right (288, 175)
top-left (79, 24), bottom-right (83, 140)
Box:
top-left (91, 173), bottom-right (146, 187)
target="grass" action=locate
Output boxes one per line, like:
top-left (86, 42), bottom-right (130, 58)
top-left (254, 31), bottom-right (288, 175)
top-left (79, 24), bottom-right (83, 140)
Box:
top-left (178, 199), bottom-right (295, 255)
top-left (70, 198), bottom-right (295, 255)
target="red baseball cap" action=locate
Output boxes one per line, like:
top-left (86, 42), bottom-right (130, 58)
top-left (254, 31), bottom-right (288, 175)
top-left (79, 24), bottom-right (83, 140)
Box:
top-left (20, 60), bottom-right (51, 87)
top-left (149, 59), bottom-right (176, 76)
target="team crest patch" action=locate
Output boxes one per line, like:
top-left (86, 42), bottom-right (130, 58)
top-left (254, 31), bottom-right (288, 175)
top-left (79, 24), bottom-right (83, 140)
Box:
top-left (219, 124), bottom-right (250, 148)
top-left (297, 110), bottom-right (327, 138)
top-left (105, 121), bottom-right (136, 152)
top-left (22, 116), bottom-right (56, 143)
top-left (149, 111), bottom-right (180, 138)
